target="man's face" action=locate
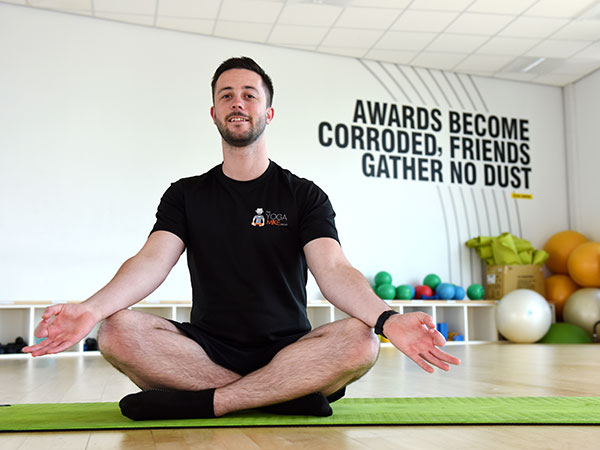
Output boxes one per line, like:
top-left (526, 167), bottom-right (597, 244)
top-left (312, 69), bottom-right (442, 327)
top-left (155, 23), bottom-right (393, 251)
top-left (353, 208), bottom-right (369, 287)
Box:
top-left (211, 69), bottom-right (274, 147)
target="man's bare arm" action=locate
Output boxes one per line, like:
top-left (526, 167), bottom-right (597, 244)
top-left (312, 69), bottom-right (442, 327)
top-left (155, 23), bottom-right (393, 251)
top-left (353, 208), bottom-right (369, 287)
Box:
top-left (23, 231), bottom-right (185, 356)
top-left (304, 237), bottom-right (460, 373)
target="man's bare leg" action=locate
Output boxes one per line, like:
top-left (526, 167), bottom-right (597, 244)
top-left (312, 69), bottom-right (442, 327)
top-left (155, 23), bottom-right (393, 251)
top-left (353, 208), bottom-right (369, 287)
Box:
top-left (99, 310), bottom-right (379, 418)
top-left (214, 317), bottom-right (379, 416)
top-left (97, 309), bottom-right (241, 390)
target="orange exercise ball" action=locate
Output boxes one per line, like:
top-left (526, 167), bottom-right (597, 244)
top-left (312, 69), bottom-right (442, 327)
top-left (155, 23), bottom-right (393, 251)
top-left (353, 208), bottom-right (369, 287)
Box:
top-left (544, 274), bottom-right (579, 320)
top-left (544, 230), bottom-right (588, 274)
top-left (567, 242), bottom-right (600, 287)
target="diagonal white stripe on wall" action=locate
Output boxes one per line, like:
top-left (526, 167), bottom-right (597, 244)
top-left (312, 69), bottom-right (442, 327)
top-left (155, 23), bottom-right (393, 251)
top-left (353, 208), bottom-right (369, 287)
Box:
top-left (467, 76), bottom-right (489, 113)
top-left (436, 185), bottom-right (453, 283)
top-left (441, 71), bottom-right (464, 110)
top-left (446, 186), bottom-right (464, 286)
top-left (411, 67), bottom-right (439, 107)
top-left (452, 73), bottom-right (477, 110)
top-left (459, 188), bottom-right (480, 283)
top-left (511, 193), bottom-right (524, 238)
top-left (379, 62), bottom-right (412, 104)
top-left (425, 69), bottom-right (452, 109)
top-left (395, 65), bottom-right (426, 105)
top-left (358, 59), bottom-right (396, 101)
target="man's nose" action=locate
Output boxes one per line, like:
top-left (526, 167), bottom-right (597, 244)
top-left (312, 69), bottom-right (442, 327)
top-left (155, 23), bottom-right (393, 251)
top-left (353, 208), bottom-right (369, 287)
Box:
top-left (231, 95), bottom-right (244, 109)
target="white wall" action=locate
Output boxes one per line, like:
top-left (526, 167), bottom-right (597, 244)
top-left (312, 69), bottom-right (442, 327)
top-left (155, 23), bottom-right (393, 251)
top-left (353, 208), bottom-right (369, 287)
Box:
top-left (564, 69), bottom-right (600, 241)
top-left (0, 4), bottom-right (570, 302)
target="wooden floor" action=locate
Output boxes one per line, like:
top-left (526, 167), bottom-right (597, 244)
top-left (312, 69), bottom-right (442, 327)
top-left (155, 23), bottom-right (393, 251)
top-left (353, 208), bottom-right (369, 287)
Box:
top-left (1, 343), bottom-right (599, 449)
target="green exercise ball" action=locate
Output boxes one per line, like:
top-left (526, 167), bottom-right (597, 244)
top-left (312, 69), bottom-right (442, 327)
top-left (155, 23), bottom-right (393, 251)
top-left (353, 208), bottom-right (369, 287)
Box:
top-left (467, 283), bottom-right (485, 300)
top-left (376, 283), bottom-right (396, 300)
top-left (395, 284), bottom-right (415, 300)
top-left (374, 271), bottom-right (392, 286)
top-left (538, 322), bottom-right (593, 344)
top-left (423, 273), bottom-right (441, 291)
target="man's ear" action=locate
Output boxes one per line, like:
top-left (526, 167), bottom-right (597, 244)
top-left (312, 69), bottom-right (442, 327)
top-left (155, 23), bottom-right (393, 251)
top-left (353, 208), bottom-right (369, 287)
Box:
top-left (266, 107), bottom-right (274, 125)
top-left (210, 106), bottom-right (216, 123)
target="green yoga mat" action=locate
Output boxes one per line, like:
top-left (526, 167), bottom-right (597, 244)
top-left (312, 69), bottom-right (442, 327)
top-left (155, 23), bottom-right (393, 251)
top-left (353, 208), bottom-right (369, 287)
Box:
top-left (1, 397), bottom-right (599, 431)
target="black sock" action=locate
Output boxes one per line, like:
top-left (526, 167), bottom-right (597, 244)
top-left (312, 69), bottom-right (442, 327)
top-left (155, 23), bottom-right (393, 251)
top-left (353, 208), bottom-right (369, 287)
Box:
top-left (259, 393), bottom-right (332, 417)
top-left (119, 388), bottom-right (216, 421)
top-left (326, 386), bottom-right (346, 404)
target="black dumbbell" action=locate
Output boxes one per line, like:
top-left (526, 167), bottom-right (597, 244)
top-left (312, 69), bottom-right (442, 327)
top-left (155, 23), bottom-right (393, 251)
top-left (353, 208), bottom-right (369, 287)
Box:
top-left (84, 338), bottom-right (98, 351)
top-left (4, 337), bottom-right (27, 354)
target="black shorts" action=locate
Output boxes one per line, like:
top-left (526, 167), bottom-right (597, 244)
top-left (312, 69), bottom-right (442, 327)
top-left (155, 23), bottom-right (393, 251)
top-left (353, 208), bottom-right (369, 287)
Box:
top-left (169, 320), bottom-right (308, 376)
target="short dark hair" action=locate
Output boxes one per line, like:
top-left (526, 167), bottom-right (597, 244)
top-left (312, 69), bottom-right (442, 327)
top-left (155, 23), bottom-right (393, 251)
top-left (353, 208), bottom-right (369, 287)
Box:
top-left (211, 57), bottom-right (274, 107)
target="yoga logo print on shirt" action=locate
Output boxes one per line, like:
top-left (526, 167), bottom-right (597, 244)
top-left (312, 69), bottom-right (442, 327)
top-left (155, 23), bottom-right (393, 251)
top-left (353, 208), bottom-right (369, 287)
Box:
top-left (251, 207), bottom-right (288, 227)
top-left (251, 208), bottom-right (266, 227)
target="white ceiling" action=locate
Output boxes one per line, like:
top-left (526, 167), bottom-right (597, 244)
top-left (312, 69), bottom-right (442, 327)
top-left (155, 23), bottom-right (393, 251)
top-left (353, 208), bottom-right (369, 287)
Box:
top-left (4, 0), bottom-right (600, 86)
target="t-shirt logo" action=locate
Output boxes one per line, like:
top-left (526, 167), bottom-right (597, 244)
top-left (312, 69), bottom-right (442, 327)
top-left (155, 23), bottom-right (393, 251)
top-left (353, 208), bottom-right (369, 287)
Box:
top-left (251, 208), bottom-right (265, 227)
top-left (251, 207), bottom-right (289, 227)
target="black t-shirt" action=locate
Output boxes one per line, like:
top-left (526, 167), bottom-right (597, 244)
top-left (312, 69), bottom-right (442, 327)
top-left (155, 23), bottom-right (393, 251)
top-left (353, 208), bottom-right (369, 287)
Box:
top-left (151, 161), bottom-right (339, 349)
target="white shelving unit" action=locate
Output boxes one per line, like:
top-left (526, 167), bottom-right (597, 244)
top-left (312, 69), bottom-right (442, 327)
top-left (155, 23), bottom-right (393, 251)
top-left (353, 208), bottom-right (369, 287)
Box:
top-left (0, 299), bottom-right (498, 358)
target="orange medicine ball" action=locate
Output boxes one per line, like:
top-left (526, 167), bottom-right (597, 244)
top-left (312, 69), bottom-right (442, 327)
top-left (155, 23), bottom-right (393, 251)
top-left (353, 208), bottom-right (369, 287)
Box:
top-left (567, 242), bottom-right (600, 287)
top-left (544, 230), bottom-right (588, 274)
top-left (544, 274), bottom-right (579, 320)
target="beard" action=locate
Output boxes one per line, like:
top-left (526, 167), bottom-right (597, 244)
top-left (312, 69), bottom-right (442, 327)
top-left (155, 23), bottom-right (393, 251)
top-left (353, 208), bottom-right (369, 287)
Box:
top-left (215, 112), bottom-right (267, 147)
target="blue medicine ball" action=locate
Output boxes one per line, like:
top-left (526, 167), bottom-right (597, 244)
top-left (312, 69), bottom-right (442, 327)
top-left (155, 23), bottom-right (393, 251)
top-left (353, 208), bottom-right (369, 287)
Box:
top-left (454, 286), bottom-right (465, 300)
top-left (436, 283), bottom-right (456, 300)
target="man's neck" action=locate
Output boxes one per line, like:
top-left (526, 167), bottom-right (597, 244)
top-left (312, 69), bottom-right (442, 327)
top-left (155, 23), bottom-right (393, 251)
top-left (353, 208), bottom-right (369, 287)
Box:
top-left (221, 140), bottom-right (270, 181)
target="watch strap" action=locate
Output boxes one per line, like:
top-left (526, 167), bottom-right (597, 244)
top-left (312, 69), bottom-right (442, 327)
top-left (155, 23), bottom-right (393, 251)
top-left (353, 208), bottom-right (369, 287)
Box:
top-left (374, 310), bottom-right (399, 338)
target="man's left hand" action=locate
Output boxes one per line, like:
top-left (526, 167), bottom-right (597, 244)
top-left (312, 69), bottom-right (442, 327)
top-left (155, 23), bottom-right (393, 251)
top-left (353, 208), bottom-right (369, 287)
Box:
top-left (383, 312), bottom-right (461, 373)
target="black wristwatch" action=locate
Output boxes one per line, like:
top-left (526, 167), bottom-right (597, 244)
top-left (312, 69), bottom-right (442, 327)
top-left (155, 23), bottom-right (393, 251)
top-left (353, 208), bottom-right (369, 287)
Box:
top-left (374, 310), bottom-right (399, 338)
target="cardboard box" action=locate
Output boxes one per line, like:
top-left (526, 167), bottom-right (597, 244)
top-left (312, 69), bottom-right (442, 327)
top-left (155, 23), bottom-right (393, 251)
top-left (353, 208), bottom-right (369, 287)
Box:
top-left (485, 265), bottom-right (545, 300)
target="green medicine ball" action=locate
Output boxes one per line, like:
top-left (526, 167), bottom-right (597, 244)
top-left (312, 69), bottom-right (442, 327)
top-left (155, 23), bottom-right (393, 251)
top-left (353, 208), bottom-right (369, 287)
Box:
top-left (395, 284), bottom-right (415, 300)
top-left (423, 273), bottom-right (441, 291)
top-left (374, 271), bottom-right (392, 286)
top-left (376, 283), bottom-right (396, 300)
top-left (467, 283), bottom-right (485, 300)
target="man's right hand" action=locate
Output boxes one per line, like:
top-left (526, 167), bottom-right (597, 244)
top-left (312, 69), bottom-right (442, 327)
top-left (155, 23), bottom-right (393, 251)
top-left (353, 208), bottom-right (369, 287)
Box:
top-left (22, 303), bottom-right (99, 357)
